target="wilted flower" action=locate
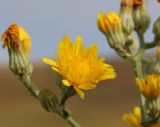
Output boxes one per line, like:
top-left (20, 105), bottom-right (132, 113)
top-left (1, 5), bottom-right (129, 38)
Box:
top-left (1, 23), bottom-right (32, 75)
top-left (123, 107), bottom-right (141, 127)
top-left (1, 23), bottom-right (31, 54)
top-left (42, 36), bottom-right (116, 99)
top-left (136, 74), bottom-right (160, 100)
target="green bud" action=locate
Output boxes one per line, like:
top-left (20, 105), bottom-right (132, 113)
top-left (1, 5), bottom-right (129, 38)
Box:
top-left (38, 89), bottom-right (59, 113)
top-left (133, 6), bottom-right (151, 33)
top-left (120, 0), bottom-right (134, 35)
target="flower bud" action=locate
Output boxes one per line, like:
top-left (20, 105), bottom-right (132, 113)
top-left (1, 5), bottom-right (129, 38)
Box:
top-left (1, 23), bottom-right (32, 75)
top-left (97, 12), bottom-right (126, 49)
top-left (120, 0), bottom-right (135, 35)
top-left (97, 12), bottom-right (137, 59)
top-left (133, 6), bottom-right (151, 33)
top-left (38, 89), bottom-right (59, 113)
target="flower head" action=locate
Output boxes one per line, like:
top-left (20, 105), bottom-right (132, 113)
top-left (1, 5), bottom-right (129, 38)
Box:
top-left (1, 23), bottom-right (31, 54)
top-left (136, 74), bottom-right (160, 100)
top-left (42, 36), bottom-right (116, 98)
top-left (122, 107), bottom-right (141, 127)
top-left (1, 23), bottom-right (32, 75)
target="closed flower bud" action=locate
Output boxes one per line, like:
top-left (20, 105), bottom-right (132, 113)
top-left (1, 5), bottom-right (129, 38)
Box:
top-left (1, 23), bottom-right (32, 75)
top-left (120, 0), bottom-right (135, 35)
top-left (38, 89), bottom-right (59, 113)
top-left (133, 6), bottom-right (151, 33)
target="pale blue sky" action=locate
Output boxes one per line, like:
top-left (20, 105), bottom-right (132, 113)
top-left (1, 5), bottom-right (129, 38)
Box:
top-left (0, 0), bottom-right (160, 63)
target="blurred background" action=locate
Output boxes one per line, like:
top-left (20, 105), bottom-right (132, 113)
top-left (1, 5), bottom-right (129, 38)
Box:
top-left (0, 0), bottom-right (160, 127)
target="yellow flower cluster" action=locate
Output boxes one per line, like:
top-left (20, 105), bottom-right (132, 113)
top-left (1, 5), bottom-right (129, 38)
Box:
top-left (42, 36), bottom-right (116, 98)
top-left (1, 23), bottom-right (31, 53)
top-left (123, 107), bottom-right (141, 127)
top-left (136, 74), bottom-right (160, 100)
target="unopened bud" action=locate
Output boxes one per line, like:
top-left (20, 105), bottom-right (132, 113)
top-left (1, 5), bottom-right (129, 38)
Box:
top-left (1, 23), bottom-right (32, 75)
top-left (120, 0), bottom-right (135, 35)
top-left (133, 6), bottom-right (150, 33)
top-left (38, 89), bottom-right (59, 113)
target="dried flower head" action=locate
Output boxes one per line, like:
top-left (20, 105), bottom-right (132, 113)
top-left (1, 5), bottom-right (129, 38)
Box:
top-left (1, 23), bottom-right (32, 75)
top-left (1, 23), bottom-right (31, 54)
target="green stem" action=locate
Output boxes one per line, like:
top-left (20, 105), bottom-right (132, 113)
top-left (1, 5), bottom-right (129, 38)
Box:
top-left (132, 32), bottom-right (146, 126)
top-left (145, 41), bottom-right (157, 49)
top-left (59, 108), bottom-right (81, 127)
top-left (66, 116), bottom-right (81, 127)
top-left (19, 75), bottom-right (40, 98)
top-left (133, 58), bottom-right (146, 126)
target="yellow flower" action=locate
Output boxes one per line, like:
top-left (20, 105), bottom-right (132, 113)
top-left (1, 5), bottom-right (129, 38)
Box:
top-left (1, 23), bottom-right (31, 53)
top-left (42, 36), bottom-right (116, 98)
top-left (97, 12), bottom-right (122, 35)
top-left (123, 107), bottom-right (141, 127)
top-left (136, 74), bottom-right (160, 100)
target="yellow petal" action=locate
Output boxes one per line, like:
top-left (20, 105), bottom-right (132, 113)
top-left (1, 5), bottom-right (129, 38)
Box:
top-left (62, 79), bottom-right (71, 86)
top-left (51, 66), bottom-right (59, 72)
top-left (78, 83), bottom-right (96, 90)
top-left (42, 57), bottom-right (57, 67)
top-left (74, 86), bottom-right (84, 99)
